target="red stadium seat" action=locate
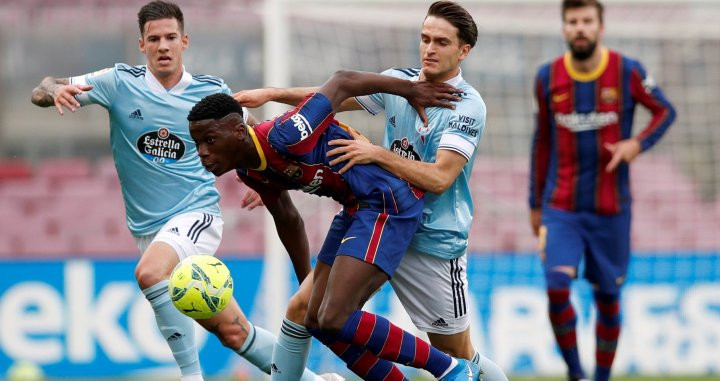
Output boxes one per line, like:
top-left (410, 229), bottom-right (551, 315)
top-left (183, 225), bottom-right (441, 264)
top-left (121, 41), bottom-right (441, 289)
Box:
top-left (37, 158), bottom-right (92, 182)
top-left (0, 159), bottom-right (33, 181)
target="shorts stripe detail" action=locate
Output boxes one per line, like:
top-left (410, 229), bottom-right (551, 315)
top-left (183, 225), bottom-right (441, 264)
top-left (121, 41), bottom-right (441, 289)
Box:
top-left (364, 213), bottom-right (389, 264)
top-left (451, 259), bottom-right (467, 318)
top-left (188, 214), bottom-right (213, 244)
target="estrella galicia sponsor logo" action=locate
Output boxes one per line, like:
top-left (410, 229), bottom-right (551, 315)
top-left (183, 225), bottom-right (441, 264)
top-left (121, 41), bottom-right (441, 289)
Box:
top-left (136, 127), bottom-right (186, 164)
top-left (449, 115), bottom-right (479, 137)
top-left (390, 137), bottom-right (421, 161)
top-left (291, 113), bottom-right (313, 140)
top-left (554, 111), bottom-right (618, 132)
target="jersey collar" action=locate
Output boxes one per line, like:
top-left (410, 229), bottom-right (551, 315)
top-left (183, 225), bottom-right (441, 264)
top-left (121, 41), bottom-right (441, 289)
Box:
top-left (246, 127), bottom-right (268, 171)
top-left (144, 65), bottom-right (192, 95)
top-left (564, 47), bottom-right (609, 82)
top-left (416, 69), bottom-right (463, 87)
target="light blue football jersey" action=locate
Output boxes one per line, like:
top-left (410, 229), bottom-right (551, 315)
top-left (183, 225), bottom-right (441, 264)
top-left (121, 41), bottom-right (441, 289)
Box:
top-left (70, 64), bottom-right (233, 236)
top-left (356, 68), bottom-right (486, 259)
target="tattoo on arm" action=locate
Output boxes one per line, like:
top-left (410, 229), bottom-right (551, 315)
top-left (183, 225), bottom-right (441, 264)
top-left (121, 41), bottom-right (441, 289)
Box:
top-left (208, 322), bottom-right (221, 334)
top-left (233, 316), bottom-right (249, 334)
top-left (31, 77), bottom-right (69, 107)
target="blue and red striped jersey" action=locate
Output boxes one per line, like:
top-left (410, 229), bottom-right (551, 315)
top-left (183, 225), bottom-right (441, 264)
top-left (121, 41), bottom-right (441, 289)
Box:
top-left (529, 48), bottom-right (676, 215)
top-left (237, 93), bottom-right (423, 212)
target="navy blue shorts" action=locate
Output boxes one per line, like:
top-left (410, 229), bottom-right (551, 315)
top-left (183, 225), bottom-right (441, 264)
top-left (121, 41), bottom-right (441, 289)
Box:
top-left (540, 207), bottom-right (631, 293)
top-left (317, 197), bottom-right (423, 277)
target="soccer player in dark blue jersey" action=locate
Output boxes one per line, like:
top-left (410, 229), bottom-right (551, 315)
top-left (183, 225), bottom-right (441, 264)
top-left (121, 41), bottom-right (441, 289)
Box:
top-left (529, 1), bottom-right (676, 380)
top-left (188, 70), bottom-right (481, 381)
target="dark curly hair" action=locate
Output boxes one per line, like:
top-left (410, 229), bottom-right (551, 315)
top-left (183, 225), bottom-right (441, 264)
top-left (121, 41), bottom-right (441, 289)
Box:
top-left (187, 93), bottom-right (244, 122)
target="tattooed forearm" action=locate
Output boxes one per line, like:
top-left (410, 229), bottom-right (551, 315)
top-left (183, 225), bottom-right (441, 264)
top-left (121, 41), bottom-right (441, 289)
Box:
top-left (31, 77), bottom-right (68, 106)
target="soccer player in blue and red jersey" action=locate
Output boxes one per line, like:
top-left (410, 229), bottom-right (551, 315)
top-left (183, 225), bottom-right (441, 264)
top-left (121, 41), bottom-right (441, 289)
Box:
top-left (188, 70), bottom-right (480, 381)
top-left (529, 1), bottom-right (676, 380)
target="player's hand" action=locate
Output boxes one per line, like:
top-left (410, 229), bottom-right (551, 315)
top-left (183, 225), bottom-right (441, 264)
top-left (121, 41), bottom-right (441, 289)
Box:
top-left (235, 175), bottom-right (264, 210)
top-left (407, 81), bottom-right (462, 126)
top-left (52, 84), bottom-right (93, 115)
top-left (327, 129), bottom-right (383, 174)
top-left (233, 89), bottom-right (274, 108)
top-left (604, 139), bottom-right (641, 172)
top-left (529, 208), bottom-right (542, 236)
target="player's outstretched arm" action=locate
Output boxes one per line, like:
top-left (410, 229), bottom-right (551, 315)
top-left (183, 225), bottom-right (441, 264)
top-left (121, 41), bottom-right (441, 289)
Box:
top-left (318, 70), bottom-right (460, 126)
top-left (31, 76), bottom-right (93, 115)
top-left (234, 86), bottom-right (364, 112)
top-left (262, 190), bottom-right (311, 283)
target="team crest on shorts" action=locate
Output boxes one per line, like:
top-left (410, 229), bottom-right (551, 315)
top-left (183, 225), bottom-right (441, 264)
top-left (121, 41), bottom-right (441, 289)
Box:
top-left (137, 127), bottom-right (185, 164)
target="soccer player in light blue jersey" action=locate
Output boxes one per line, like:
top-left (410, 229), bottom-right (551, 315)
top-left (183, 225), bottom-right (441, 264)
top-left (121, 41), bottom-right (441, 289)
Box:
top-left (30, 2), bottom-right (336, 381)
top-left (234, 2), bottom-right (507, 380)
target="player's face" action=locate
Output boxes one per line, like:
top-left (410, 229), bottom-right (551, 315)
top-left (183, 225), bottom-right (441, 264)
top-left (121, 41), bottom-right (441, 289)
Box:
top-left (139, 18), bottom-right (188, 79)
top-left (190, 119), bottom-right (242, 177)
top-left (563, 6), bottom-right (604, 60)
top-left (419, 15), bottom-right (470, 82)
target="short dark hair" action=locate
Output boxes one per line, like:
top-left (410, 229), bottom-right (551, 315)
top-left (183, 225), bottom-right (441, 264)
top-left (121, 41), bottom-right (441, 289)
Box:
top-left (427, 1), bottom-right (478, 48)
top-left (137, 1), bottom-right (184, 36)
top-left (562, 0), bottom-right (604, 24)
top-left (188, 93), bottom-right (244, 122)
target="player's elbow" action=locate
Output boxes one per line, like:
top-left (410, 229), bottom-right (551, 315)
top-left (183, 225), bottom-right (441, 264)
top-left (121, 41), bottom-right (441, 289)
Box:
top-left (665, 102), bottom-right (677, 125)
top-left (427, 176), bottom-right (454, 194)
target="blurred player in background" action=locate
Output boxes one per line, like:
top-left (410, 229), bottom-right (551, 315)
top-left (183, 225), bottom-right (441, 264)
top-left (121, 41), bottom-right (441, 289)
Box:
top-left (29, 1), bottom-right (329, 381)
top-left (529, 1), bottom-right (676, 380)
top-left (234, 2), bottom-right (507, 381)
top-left (188, 70), bottom-right (483, 381)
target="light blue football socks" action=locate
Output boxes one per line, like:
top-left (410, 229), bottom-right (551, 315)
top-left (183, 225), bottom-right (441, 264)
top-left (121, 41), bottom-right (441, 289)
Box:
top-left (238, 322), bottom-right (321, 381)
top-left (143, 280), bottom-right (203, 378)
top-left (271, 318), bottom-right (314, 381)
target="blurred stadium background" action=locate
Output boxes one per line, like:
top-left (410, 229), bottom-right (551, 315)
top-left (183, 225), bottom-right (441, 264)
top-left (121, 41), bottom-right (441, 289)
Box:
top-left (0, 0), bottom-right (718, 379)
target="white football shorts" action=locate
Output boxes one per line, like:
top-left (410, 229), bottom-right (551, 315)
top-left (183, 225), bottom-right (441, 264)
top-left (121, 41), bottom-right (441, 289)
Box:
top-left (134, 211), bottom-right (224, 260)
top-left (389, 247), bottom-right (470, 335)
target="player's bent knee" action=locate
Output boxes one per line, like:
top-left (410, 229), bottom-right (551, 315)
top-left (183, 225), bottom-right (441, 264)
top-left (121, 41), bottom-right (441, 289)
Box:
top-left (134, 262), bottom-right (169, 289)
top-left (285, 290), bottom-right (310, 324)
top-left (317, 307), bottom-right (349, 335)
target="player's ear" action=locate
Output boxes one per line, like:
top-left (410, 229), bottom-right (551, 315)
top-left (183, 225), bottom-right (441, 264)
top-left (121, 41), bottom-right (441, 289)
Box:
top-left (138, 36), bottom-right (146, 54)
top-left (181, 34), bottom-right (189, 51)
top-left (458, 43), bottom-right (471, 63)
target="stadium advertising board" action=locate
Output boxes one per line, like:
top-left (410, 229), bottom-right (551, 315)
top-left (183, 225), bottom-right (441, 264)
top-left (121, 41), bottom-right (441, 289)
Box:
top-left (0, 255), bottom-right (718, 377)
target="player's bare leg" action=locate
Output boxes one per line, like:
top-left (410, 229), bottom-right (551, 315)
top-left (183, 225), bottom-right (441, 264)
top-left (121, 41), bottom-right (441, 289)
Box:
top-left (427, 330), bottom-right (474, 359)
top-left (135, 242), bottom-right (203, 381)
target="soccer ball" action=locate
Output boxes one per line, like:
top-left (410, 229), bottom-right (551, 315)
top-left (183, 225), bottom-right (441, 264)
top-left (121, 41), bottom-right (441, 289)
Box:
top-left (168, 255), bottom-right (234, 319)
